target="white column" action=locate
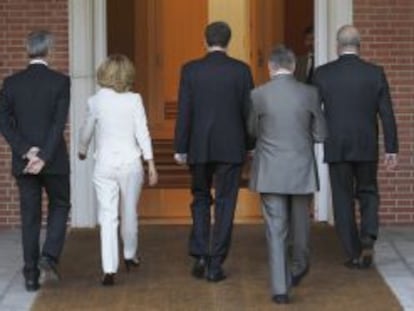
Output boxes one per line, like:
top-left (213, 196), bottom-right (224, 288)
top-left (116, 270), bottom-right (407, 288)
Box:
top-left (313, 0), bottom-right (353, 223)
top-left (93, 0), bottom-right (107, 68)
top-left (327, 0), bottom-right (353, 61)
top-left (69, 0), bottom-right (107, 227)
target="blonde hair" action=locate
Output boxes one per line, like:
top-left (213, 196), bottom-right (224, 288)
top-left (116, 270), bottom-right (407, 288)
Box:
top-left (97, 54), bottom-right (135, 92)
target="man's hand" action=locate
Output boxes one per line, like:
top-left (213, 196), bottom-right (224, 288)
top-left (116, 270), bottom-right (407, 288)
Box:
top-left (78, 152), bottom-right (87, 160)
top-left (23, 156), bottom-right (45, 175)
top-left (147, 160), bottom-right (158, 186)
top-left (24, 146), bottom-right (40, 160)
top-left (174, 153), bottom-right (187, 165)
top-left (384, 153), bottom-right (398, 171)
top-left (23, 146), bottom-right (45, 174)
top-left (247, 149), bottom-right (255, 159)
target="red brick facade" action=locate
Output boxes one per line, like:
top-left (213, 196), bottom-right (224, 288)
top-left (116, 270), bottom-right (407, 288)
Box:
top-left (0, 1), bottom-right (413, 227)
top-left (354, 0), bottom-right (414, 224)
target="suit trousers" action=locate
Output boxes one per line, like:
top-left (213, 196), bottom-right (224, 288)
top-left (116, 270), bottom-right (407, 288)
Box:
top-left (16, 174), bottom-right (70, 273)
top-left (329, 161), bottom-right (379, 259)
top-left (93, 161), bottom-right (143, 273)
top-left (260, 193), bottom-right (311, 295)
top-left (189, 163), bottom-right (242, 270)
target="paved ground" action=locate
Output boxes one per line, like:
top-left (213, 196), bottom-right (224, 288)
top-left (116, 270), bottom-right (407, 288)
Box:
top-left (375, 227), bottom-right (414, 311)
top-left (0, 230), bottom-right (38, 311)
top-left (0, 226), bottom-right (413, 311)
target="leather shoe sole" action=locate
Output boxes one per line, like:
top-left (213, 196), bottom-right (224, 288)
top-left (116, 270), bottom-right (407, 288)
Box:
top-left (39, 256), bottom-right (60, 281)
top-left (344, 258), bottom-right (361, 269)
top-left (272, 294), bottom-right (289, 304)
top-left (206, 271), bottom-right (226, 282)
top-left (360, 248), bottom-right (374, 269)
top-left (101, 273), bottom-right (115, 286)
top-left (25, 279), bottom-right (40, 292)
top-left (292, 265), bottom-right (309, 287)
top-left (191, 258), bottom-right (207, 279)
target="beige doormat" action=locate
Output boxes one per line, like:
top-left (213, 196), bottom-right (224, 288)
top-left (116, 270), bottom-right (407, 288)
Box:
top-left (32, 224), bottom-right (401, 311)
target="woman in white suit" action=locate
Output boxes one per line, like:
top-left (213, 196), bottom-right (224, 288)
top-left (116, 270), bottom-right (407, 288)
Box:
top-left (78, 54), bottom-right (158, 286)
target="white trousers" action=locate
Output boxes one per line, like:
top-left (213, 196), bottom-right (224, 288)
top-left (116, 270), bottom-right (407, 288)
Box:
top-left (93, 161), bottom-right (144, 273)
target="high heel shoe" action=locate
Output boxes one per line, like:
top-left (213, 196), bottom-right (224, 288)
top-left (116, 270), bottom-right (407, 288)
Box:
top-left (124, 257), bottom-right (141, 272)
top-left (101, 273), bottom-right (115, 286)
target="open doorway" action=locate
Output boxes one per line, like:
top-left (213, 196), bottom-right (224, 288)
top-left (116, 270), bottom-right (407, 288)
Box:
top-left (107, 0), bottom-right (314, 138)
top-left (106, 0), bottom-right (314, 222)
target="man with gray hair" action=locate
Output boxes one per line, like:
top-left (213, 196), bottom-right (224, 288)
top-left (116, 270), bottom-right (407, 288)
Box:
top-left (313, 25), bottom-right (398, 269)
top-left (248, 45), bottom-right (326, 304)
top-left (0, 30), bottom-right (71, 291)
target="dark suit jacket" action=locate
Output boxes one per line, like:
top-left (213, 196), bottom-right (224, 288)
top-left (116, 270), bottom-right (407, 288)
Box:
top-left (294, 53), bottom-right (313, 84)
top-left (313, 54), bottom-right (398, 163)
top-left (174, 51), bottom-right (254, 164)
top-left (0, 63), bottom-right (70, 175)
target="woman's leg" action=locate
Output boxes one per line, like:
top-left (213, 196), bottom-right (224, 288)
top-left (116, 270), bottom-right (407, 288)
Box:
top-left (118, 162), bottom-right (144, 260)
top-left (93, 169), bottom-right (120, 273)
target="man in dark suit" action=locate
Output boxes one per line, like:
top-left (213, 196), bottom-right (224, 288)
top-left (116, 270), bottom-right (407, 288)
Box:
top-left (313, 25), bottom-right (398, 269)
top-left (294, 26), bottom-right (314, 84)
top-left (174, 21), bottom-right (254, 282)
top-left (0, 30), bottom-right (71, 291)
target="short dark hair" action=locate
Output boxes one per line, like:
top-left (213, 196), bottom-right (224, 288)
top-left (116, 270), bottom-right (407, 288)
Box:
top-left (27, 30), bottom-right (53, 58)
top-left (205, 21), bottom-right (231, 48)
top-left (269, 45), bottom-right (296, 71)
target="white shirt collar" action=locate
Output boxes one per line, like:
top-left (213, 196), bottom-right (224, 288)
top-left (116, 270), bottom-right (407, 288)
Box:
top-left (207, 46), bottom-right (227, 53)
top-left (271, 69), bottom-right (292, 77)
top-left (29, 59), bottom-right (48, 66)
top-left (341, 51), bottom-right (358, 56)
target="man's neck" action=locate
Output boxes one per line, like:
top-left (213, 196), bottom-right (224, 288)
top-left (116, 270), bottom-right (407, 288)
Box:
top-left (207, 46), bottom-right (227, 53)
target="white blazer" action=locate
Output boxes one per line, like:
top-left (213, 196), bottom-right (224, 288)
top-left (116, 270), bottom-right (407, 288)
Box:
top-left (78, 88), bottom-right (153, 166)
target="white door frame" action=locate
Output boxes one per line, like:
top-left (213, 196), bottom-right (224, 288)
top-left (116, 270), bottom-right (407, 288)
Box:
top-left (68, 0), bottom-right (106, 227)
top-left (314, 0), bottom-right (353, 223)
top-left (68, 0), bottom-right (352, 227)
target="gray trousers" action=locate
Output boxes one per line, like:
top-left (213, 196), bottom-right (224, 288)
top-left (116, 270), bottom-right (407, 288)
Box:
top-left (261, 193), bottom-right (311, 295)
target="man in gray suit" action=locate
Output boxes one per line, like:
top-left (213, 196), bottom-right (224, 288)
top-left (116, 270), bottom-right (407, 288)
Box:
top-left (248, 46), bottom-right (326, 304)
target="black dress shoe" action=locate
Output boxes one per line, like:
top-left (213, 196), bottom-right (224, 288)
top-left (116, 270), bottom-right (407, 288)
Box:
top-left (292, 265), bottom-right (309, 287)
top-left (101, 273), bottom-right (115, 286)
top-left (206, 269), bottom-right (226, 282)
top-left (124, 257), bottom-right (141, 272)
top-left (191, 257), bottom-right (207, 279)
top-left (39, 255), bottom-right (60, 281)
top-left (360, 236), bottom-right (375, 269)
top-left (360, 246), bottom-right (374, 269)
top-left (272, 294), bottom-right (289, 304)
top-left (360, 251), bottom-right (373, 269)
top-left (23, 268), bottom-right (40, 291)
top-left (344, 258), bottom-right (361, 269)
top-left (25, 277), bottom-right (40, 292)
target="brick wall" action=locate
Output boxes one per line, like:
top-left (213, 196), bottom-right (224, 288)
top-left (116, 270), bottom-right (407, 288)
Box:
top-left (0, 0), bottom-right (68, 228)
top-left (354, 0), bottom-right (414, 224)
top-left (0, 1), bottom-right (413, 227)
